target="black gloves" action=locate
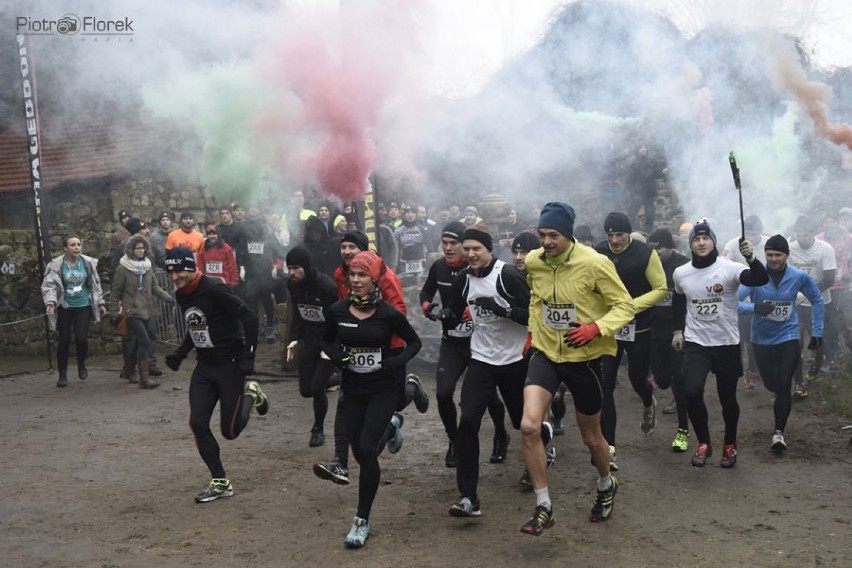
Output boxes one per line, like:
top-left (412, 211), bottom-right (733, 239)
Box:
top-left (754, 302), bottom-right (774, 317)
top-left (807, 336), bottom-right (823, 351)
top-left (165, 352), bottom-right (185, 371)
top-left (329, 350), bottom-right (351, 370)
top-left (437, 308), bottom-right (455, 320)
top-left (235, 351), bottom-right (256, 376)
top-left (422, 302), bottom-right (439, 321)
top-left (381, 356), bottom-right (405, 372)
top-left (473, 297), bottom-right (510, 318)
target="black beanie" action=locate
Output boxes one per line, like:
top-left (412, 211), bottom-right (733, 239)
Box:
top-left (165, 246), bottom-right (196, 272)
top-left (126, 218), bottom-right (146, 235)
top-left (647, 228), bottom-right (674, 249)
top-left (764, 234), bottom-right (790, 256)
top-left (512, 232), bottom-right (540, 253)
top-left (286, 245), bottom-right (312, 270)
top-left (441, 221), bottom-right (467, 241)
top-left (341, 230), bottom-right (369, 251)
top-left (604, 212), bottom-right (632, 234)
top-left (461, 224), bottom-right (493, 251)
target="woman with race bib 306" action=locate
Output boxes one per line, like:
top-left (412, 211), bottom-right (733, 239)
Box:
top-left (321, 251), bottom-right (422, 549)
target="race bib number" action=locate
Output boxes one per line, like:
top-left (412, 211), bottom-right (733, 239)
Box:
top-left (205, 261), bottom-right (223, 274)
top-left (615, 320), bottom-right (636, 342)
top-left (247, 241), bottom-right (264, 255)
top-left (404, 259), bottom-right (424, 275)
top-left (690, 298), bottom-right (722, 321)
top-left (189, 326), bottom-right (214, 348)
top-left (658, 290), bottom-right (673, 307)
top-left (447, 320), bottom-right (474, 338)
top-left (542, 300), bottom-right (576, 330)
top-left (469, 300), bottom-right (498, 323)
top-left (347, 347), bottom-right (383, 374)
top-left (766, 300), bottom-right (793, 322)
top-left (297, 304), bottom-right (325, 323)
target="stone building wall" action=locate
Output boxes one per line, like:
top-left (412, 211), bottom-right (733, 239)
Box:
top-left (0, 176), bottom-right (228, 355)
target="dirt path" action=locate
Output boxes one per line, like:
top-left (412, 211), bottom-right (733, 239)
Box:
top-left (1, 349), bottom-right (849, 568)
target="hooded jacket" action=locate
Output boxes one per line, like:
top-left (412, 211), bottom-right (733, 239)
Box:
top-left (197, 238), bottom-right (239, 287)
top-left (110, 235), bottom-right (174, 320)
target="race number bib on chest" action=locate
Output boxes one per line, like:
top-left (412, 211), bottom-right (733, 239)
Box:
top-left (205, 261), bottom-right (223, 274)
top-left (615, 320), bottom-right (636, 342)
top-left (189, 326), bottom-right (214, 348)
top-left (404, 259), bottom-right (424, 274)
top-left (297, 304), bottom-right (325, 322)
top-left (347, 347), bottom-right (382, 374)
top-left (766, 300), bottom-right (793, 322)
top-left (247, 241), bottom-right (264, 255)
top-left (447, 320), bottom-right (474, 338)
top-left (542, 300), bottom-right (576, 330)
top-left (470, 300), bottom-right (498, 323)
top-left (690, 298), bottom-right (722, 321)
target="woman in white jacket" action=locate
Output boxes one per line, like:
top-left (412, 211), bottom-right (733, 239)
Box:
top-left (41, 235), bottom-right (107, 387)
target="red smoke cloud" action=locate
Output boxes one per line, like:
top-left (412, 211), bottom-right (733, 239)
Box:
top-left (260, 1), bottom-right (423, 201)
top-left (775, 51), bottom-right (852, 149)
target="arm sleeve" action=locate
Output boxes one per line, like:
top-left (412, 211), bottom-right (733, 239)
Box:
top-left (110, 268), bottom-right (126, 317)
top-left (499, 265), bottom-right (530, 326)
top-left (287, 287), bottom-right (305, 344)
top-left (737, 286), bottom-right (755, 315)
top-left (391, 309), bottom-right (422, 363)
top-left (321, 305), bottom-right (343, 358)
top-left (739, 258), bottom-right (769, 287)
top-left (212, 283), bottom-right (259, 351)
top-left (820, 269), bottom-right (836, 291)
top-left (802, 274), bottom-right (825, 337)
top-left (590, 260), bottom-right (635, 336)
top-left (633, 250), bottom-right (668, 313)
top-left (224, 248), bottom-right (239, 288)
top-left (445, 272), bottom-right (467, 327)
top-left (418, 263), bottom-right (439, 305)
top-left (672, 292), bottom-right (686, 331)
top-left (380, 269), bottom-right (407, 315)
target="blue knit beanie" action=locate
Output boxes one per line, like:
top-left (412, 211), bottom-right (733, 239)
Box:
top-left (537, 202), bottom-right (576, 239)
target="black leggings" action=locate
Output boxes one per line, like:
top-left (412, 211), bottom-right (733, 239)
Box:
top-left (456, 358), bottom-right (526, 502)
top-left (753, 341), bottom-right (800, 432)
top-left (682, 342), bottom-right (742, 445)
top-left (600, 330), bottom-right (654, 446)
top-left (56, 306), bottom-right (91, 373)
top-left (650, 319), bottom-right (688, 429)
top-left (436, 340), bottom-right (506, 442)
top-left (188, 360), bottom-right (252, 479)
top-left (344, 382), bottom-right (399, 521)
top-left (298, 343), bottom-right (332, 431)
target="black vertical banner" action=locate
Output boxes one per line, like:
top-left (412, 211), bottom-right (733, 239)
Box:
top-left (17, 33), bottom-right (53, 368)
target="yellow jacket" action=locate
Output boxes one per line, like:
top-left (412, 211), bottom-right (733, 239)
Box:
top-left (526, 241), bottom-right (635, 362)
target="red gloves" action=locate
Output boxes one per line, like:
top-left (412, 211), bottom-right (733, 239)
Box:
top-left (563, 322), bottom-right (600, 348)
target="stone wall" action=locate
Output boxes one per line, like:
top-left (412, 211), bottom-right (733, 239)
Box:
top-left (0, 175), bottom-right (228, 355)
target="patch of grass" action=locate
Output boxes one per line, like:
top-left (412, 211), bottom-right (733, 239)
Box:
top-left (810, 359), bottom-right (852, 421)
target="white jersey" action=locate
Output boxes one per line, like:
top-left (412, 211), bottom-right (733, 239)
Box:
top-left (673, 257), bottom-right (747, 347)
top-left (789, 239), bottom-right (836, 306)
top-left (721, 235), bottom-right (769, 265)
top-left (465, 259), bottom-right (527, 365)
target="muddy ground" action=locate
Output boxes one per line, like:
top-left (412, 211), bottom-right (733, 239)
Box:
top-left (1, 343), bottom-right (850, 568)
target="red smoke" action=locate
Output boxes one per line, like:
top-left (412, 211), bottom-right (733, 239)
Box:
top-left (260, 1), bottom-right (422, 201)
top-left (775, 51), bottom-right (852, 149)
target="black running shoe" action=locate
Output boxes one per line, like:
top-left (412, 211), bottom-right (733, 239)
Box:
top-left (490, 431), bottom-right (510, 463)
top-left (309, 429), bottom-right (325, 447)
top-left (589, 477), bottom-right (618, 522)
top-left (405, 374), bottom-right (430, 413)
top-left (520, 504), bottom-right (555, 536)
top-left (445, 442), bottom-right (458, 468)
top-left (313, 458), bottom-right (350, 485)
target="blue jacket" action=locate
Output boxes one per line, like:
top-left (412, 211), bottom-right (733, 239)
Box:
top-left (738, 264), bottom-right (824, 345)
